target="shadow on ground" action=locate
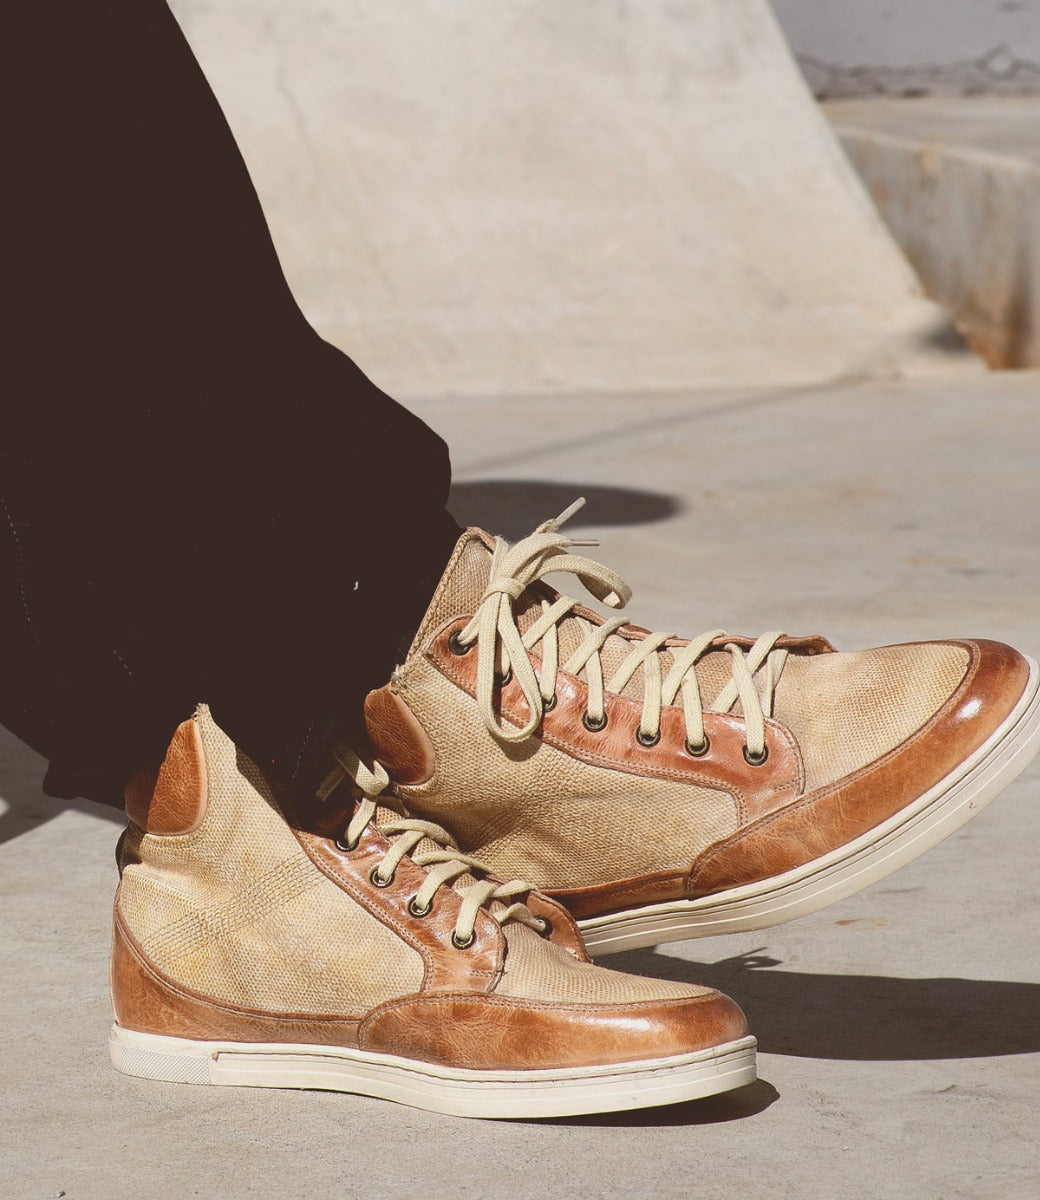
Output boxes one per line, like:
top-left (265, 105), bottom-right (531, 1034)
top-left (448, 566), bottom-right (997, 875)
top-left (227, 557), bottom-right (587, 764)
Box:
top-left (610, 947), bottom-right (1040, 1061)
top-left (448, 479), bottom-right (682, 539)
top-left (533, 1077), bottom-right (779, 1129)
top-left (0, 726), bottom-right (123, 845)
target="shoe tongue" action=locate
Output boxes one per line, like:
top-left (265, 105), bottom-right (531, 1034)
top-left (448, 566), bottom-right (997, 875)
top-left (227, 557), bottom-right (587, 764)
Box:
top-left (406, 528), bottom-right (495, 659)
top-left (406, 527), bottom-right (739, 708)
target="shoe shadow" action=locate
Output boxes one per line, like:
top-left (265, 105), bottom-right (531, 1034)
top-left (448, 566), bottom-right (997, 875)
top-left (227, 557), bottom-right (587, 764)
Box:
top-left (0, 725), bottom-right (124, 846)
top-left (448, 479), bottom-right (682, 540)
top-left (528, 1077), bottom-right (780, 1129)
top-left (609, 947), bottom-right (1040, 1061)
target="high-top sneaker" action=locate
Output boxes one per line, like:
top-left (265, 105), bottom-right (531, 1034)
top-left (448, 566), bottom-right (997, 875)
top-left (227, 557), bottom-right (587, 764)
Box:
top-left (364, 504), bottom-right (1040, 955)
top-left (109, 705), bottom-right (755, 1118)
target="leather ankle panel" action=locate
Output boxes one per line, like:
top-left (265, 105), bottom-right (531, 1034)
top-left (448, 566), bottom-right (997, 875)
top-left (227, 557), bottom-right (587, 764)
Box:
top-left (110, 905), bottom-right (363, 1047)
top-left (124, 716), bottom-right (208, 836)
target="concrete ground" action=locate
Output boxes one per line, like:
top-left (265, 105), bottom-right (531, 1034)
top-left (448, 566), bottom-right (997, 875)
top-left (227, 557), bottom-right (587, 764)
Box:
top-left (2, 371), bottom-right (1037, 1200)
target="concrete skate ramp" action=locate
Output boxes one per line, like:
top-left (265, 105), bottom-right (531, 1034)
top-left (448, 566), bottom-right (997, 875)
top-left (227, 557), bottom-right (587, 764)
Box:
top-left (170, 0), bottom-right (968, 397)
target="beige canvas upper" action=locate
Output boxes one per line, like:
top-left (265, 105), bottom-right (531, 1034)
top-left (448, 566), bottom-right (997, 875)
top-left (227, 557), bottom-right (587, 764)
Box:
top-left (119, 709), bottom-right (426, 1012)
top-left (378, 522), bottom-right (971, 890)
top-left (116, 706), bottom-right (707, 1014)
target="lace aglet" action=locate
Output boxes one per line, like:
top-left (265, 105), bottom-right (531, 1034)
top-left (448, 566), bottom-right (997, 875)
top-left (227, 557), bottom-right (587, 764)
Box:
top-left (315, 766), bottom-right (345, 803)
top-left (553, 497), bottom-right (587, 528)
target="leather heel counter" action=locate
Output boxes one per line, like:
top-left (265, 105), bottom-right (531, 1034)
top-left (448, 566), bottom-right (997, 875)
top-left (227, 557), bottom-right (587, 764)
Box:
top-left (110, 904), bottom-right (160, 1034)
top-left (110, 906), bottom-right (363, 1047)
top-left (123, 716), bottom-right (208, 835)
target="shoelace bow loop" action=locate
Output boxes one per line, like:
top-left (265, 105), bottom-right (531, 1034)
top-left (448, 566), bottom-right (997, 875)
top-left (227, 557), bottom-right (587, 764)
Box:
top-left (321, 745), bottom-right (545, 946)
top-left (455, 502), bottom-right (789, 759)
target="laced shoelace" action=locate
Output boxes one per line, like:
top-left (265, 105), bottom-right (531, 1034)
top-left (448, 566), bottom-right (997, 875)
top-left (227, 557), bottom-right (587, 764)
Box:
top-left (453, 499), bottom-right (790, 763)
top-left (319, 744), bottom-right (547, 948)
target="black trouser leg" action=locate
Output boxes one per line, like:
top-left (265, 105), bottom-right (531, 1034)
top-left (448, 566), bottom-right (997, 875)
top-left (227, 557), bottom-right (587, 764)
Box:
top-left (1, 1), bottom-right (460, 805)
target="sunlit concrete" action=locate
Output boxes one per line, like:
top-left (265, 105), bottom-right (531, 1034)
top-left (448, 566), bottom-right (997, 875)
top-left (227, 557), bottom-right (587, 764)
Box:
top-left (3, 372), bottom-right (1037, 1200)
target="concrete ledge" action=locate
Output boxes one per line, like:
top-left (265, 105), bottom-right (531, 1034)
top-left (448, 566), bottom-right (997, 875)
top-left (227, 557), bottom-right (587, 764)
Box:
top-left (829, 97), bottom-right (1040, 368)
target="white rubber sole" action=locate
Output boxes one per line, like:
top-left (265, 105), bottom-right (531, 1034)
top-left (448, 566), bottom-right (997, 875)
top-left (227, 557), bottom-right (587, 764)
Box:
top-left (581, 656), bottom-right (1040, 956)
top-left (109, 1026), bottom-right (757, 1119)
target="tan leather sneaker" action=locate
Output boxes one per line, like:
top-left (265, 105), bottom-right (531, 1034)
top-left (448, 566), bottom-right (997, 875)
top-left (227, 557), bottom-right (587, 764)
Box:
top-left (364, 505), bottom-right (1040, 955)
top-left (109, 705), bottom-right (755, 1118)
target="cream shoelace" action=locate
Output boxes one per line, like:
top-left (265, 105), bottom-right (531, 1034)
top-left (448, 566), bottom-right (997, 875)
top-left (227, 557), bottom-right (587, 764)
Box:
top-left (453, 500), bottom-right (790, 763)
top-left (319, 744), bottom-right (547, 948)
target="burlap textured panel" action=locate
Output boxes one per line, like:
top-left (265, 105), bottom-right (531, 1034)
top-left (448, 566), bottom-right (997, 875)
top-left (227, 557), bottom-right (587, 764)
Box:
top-left (497, 923), bottom-right (704, 1003)
top-left (774, 643), bottom-right (970, 791)
top-left (411, 531), bottom-right (973, 802)
top-left (119, 707), bottom-right (425, 1013)
top-left (397, 658), bottom-right (739, 888)
top-left (407, 532), bottom-right (490, 658)
top-left (410, 528), bottom-right (772, 718)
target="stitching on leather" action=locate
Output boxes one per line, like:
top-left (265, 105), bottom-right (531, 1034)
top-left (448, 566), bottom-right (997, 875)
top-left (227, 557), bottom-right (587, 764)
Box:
top-left (426, 628), bottom-right (765, 800)
top-left (115, 908), bottom-right (366, 1025)
top-left (357, 988), bottom-right (722, 1042)
top-left (291, 828), bottom-right (504, 989)
top-left (686, 640), bottom-right (983, 886)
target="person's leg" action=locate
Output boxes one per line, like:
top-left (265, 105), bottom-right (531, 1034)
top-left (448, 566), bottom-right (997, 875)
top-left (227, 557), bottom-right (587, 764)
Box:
top-left (2, 0), bottom-right (460, 804)
top-left (2, 7), bottom-right (762, 1121)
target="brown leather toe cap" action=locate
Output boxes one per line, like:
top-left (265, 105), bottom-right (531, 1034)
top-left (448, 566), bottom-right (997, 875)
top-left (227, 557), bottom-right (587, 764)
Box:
top-left (688, 639), bottom-right (1031, 897)
top-left (358, 990), bottom-right (749, 1070)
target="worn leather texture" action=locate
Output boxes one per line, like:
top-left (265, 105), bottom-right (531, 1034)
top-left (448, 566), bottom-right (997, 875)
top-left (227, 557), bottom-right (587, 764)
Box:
top-left (124, 717), bottom-right (208, 836)
top-left (547, 869), bottom-right (690, 920)
top-left (111, 908), bottom-right (363, 1047)
top-left (688, 640), bottom-right (1029, 895)
top-left (112, 905), bottom-right (740, 1067)
top-left (358, 991), bottom-right (748, 1069)
top-left (364, 685), bottom-right (436, 785)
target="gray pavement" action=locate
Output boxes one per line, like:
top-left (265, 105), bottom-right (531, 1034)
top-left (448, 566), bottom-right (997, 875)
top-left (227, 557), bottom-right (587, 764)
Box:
top-left (2, 371), bottom-right (1039, 1199)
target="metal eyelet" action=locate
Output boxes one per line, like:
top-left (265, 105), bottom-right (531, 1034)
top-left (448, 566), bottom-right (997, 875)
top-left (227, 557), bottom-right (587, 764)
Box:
top-left (636, 727), bottom-right (661, 748)
top-left (542, 694), bottom-right (557, 713)
top-left (451, 930), bottom-right (475, 950)
top-left (334, 834), bottom-right (358, 853)
top-left (536, 917), bottom-right (554, 938)
top-left (582, 710), bottom-right (608, 733)
top-left (494, 667), bottom-right (513, 686)
top-left (408, 897), bottom-right (432, 918)
top-left (743, 744), bottom-right (769, 767)
top-left (448, 632), bottom-right (472, 656)
top-left (684, 735), bottom-right (711, 758)
top-left (370, 867), bottom-right (395, 888)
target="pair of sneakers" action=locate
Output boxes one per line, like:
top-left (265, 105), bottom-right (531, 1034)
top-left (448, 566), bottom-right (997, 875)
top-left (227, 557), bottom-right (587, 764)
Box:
top-left (110, 509), bottom-right (1040, 1118)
